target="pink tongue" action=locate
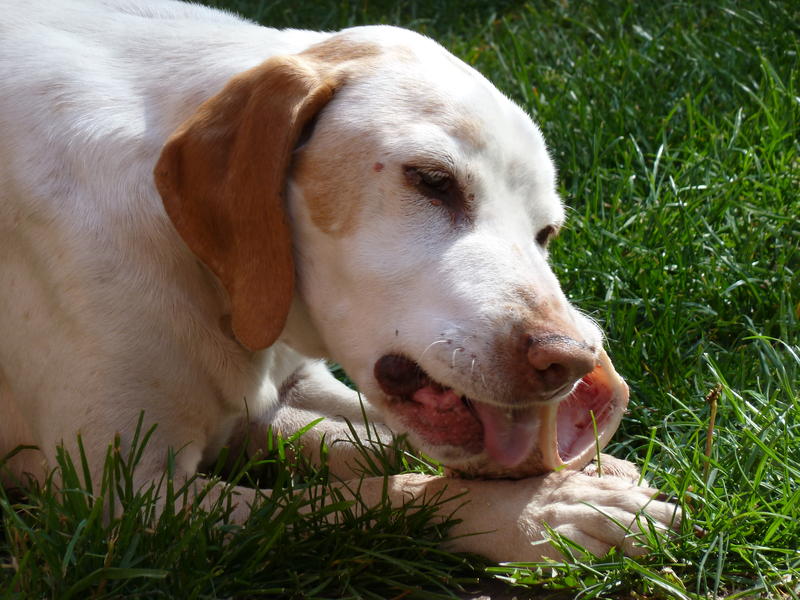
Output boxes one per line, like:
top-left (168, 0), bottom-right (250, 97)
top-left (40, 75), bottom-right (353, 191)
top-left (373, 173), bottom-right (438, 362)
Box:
top-left (471, 402), bottom-right (541, 467)
top-left (411, 386), bottom-right (541, 467)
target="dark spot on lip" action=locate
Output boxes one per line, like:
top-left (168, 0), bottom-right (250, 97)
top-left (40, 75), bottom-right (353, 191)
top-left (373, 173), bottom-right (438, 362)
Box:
top-left (374, 354), bottom-right (429, 397)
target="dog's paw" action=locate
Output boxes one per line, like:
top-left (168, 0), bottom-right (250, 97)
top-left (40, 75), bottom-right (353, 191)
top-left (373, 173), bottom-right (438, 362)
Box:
top-left (524, 470), bottom-right (680, 560)
top-left (429, 470), bottom-right (679, 563)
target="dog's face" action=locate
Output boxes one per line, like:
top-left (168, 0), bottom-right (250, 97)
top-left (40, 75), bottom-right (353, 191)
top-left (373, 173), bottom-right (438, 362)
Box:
top-left (156, 26), bottom-right (628, 478)
top-left (287, 28), bottom-right (628, 477)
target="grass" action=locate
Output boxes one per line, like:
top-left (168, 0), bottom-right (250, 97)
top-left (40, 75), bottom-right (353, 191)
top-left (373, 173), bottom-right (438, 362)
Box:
top-left (1, 419), bottom-right (470, 598)
top-left (2, 0), bottom-right (798, 597)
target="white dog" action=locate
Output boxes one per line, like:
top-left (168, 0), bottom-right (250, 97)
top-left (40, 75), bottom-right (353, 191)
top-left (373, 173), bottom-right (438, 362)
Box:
top-left (0, 0), bottom-right (677, 562)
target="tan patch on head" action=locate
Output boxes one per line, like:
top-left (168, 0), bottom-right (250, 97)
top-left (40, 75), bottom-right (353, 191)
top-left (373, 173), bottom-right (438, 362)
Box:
top-left (302, 35), bottom-right (416, 68)
top-left (293, 141), bottom-right (370, 237)
top-left (292, 108), bottom-right (486, 239)
top-left (301, 36), bottom-right (382, 65)
top-left (289, 36), bottom-right (389, 238)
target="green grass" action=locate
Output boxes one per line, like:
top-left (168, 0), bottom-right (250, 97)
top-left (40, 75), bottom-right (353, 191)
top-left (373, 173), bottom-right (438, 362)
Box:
top-left (2, 0), bottom-right (798, 597)
top-left (1, 419), bottom-right (471, 598)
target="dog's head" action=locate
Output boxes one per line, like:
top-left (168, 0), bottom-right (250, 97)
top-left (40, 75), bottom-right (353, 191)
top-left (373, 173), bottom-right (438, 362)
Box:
top-left (155, 26), bottom-right (628, 478)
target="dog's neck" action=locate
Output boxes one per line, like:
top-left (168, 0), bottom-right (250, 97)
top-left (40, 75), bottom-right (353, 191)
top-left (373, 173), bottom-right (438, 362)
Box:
top-left (278, 295), bottom-right (333, 360)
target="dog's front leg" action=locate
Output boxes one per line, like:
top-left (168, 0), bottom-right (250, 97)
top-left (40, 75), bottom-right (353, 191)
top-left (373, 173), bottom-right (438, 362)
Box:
top-left (357, 470), bottom-right (679, 562)
top-left (190, 468), bottom-right (677, 562)
top-left (228, 361), bottom-right (395, 480)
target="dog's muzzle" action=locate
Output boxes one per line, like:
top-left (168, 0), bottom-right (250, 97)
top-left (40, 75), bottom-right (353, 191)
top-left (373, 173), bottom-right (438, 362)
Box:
top-left (374, 350), bottom-right (629, 478)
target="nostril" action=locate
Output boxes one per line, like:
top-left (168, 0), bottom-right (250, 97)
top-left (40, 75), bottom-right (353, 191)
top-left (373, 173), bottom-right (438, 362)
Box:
top-left (535, 361), bottom-right (569, 390)
top-left (526, 335), bottom-right (595, 394)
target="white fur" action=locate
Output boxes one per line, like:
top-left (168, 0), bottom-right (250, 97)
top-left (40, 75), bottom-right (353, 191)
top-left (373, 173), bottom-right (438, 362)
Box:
top-left (0, 0), bottom-right (676, 562)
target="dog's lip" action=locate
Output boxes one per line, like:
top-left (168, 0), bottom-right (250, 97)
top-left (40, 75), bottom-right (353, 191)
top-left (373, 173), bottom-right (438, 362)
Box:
top-left (374, 351), bottom-right (629, 475)
top-left (545, 351), bottom-right (629, 471)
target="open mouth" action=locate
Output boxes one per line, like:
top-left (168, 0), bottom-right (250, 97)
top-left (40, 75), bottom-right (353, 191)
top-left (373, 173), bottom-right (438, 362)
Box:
top-left (374, 351), bottom-right (629, 476)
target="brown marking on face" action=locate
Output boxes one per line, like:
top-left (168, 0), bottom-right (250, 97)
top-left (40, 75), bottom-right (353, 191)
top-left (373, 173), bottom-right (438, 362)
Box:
top-left (303, 36), bottom-right (415, 68)
top-left (285, 36), bottom-right (391, 238)
top-left (487, 291), bottom-right (596, 405)
top-left (373, 162), bottom-right (384, 172)
top-left (301, 37), bottom-right (383, 66)
top-left (292, 131), bottom-right (372, 237)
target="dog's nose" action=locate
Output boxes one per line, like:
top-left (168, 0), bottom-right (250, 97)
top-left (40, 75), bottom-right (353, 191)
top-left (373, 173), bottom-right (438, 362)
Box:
top-left (526, 334), bottom-right (596, 397)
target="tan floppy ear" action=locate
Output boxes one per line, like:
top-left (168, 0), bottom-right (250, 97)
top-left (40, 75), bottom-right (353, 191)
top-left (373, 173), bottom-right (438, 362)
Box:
top-left (154, 56), bottom-right (337, 351)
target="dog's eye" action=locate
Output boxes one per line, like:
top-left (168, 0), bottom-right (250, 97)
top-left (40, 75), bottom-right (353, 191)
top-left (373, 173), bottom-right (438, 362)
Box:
top-left (536, 225), bottom-right (556, 247)
top-left (404, 165), bottom-right (472, 225)
top-left (404, 166), bottom-right (452, 202)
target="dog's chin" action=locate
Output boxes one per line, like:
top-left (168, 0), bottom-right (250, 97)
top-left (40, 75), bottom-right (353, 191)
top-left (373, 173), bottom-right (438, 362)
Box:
top-left (374, 350), bottom-right (629, 479)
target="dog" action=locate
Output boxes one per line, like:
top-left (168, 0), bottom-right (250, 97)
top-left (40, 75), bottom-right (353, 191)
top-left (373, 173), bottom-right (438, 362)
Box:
top-left (0, 0), bottom-right (678, 562)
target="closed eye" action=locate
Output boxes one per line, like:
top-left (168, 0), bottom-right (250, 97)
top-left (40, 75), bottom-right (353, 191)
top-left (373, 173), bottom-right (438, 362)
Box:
top-left (404, 165), bottom-right (472, 223)
top-left (406, 167), bottom-right (450, 195)
top-left (404, 166), bottom-right (453, 203)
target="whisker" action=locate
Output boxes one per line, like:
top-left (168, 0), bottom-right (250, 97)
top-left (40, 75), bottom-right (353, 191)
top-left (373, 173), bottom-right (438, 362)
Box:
top-left (417, 339), bottom-right (448, 364)
top-left (451, 347), bottom-right (464, 368)
top-left (573, 307), bottom-right (606, 343)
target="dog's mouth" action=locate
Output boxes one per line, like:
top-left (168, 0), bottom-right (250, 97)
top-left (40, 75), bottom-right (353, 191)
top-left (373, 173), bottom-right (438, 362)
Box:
top-left (374, 350), bottom-right (629, 477)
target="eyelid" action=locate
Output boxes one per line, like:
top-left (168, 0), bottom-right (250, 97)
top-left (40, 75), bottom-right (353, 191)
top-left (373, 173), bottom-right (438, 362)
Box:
top-left (403, 165), bottom-right (453, 192)
top-left (404, 165), bottom-right (451, 183)
top-left (418, 167), bottom-right (449, 180)
top-left (403, 164), bottom-right (472, 224)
